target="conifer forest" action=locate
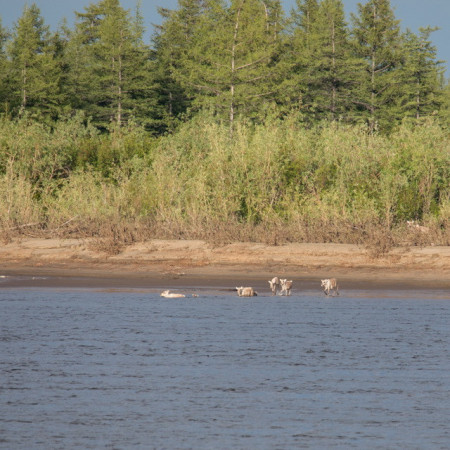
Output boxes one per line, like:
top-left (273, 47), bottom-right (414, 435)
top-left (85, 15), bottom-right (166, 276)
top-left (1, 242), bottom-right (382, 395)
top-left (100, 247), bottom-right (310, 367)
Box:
top-left (0, 0), bottom-right (449, 249)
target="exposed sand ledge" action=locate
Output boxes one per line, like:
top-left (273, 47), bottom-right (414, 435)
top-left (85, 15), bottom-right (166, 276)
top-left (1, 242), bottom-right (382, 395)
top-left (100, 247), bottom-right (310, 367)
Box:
top-left (0, 238), bottom-right (449, 291)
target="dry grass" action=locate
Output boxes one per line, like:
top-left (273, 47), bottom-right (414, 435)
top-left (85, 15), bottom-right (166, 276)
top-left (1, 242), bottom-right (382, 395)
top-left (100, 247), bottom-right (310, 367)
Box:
top-left (19, 216), bottom-right (450, 254)
top-left (2, 214), bottom-right (447, 260)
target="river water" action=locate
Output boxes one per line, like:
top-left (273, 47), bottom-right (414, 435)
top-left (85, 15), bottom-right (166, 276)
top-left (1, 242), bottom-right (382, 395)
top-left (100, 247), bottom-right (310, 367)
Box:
top-left (1, 286), bottom-right (449, 449)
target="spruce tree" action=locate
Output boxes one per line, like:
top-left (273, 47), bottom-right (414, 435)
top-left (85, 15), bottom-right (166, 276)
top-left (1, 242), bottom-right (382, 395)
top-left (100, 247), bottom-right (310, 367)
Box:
top-left (398, 27), bottom-right (444, 120)
top-left (227, 0), bottom-right (284, 123)
top-left (62, 23), bottom-right (92, 114)
top-left (172, 0), bottom-right (284, 126)
top-left (351, 0), bottom-right (402, 131)
top-left (7, 4), bottom-right (63, 118)
top-left (292, 0), bottom-right (319, 41)
top-left (151, 0), bottom-right (206, 132)
top-left (316, 0), bottom-right (364, 121)
top-left (283, 0), bottom-right (319, 118)
top-left (70, 0), bottom-right (153, 129)
top-left (287, 0), bottom-right (361, 122)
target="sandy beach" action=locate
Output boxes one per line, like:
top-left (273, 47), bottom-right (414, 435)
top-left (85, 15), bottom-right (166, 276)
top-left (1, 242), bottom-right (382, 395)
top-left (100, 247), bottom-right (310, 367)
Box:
top-left (0, 237), bottom-right (449, 293)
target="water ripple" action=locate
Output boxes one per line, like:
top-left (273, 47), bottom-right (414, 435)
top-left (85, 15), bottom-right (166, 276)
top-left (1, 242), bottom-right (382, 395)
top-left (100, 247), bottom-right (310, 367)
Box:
top-left (0, 290), bottom-right (449, 449)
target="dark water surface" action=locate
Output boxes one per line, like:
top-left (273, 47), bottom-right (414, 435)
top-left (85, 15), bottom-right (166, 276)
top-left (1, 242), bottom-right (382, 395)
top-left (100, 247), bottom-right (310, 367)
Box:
top-left (1, 288), bottom-right (449, 449)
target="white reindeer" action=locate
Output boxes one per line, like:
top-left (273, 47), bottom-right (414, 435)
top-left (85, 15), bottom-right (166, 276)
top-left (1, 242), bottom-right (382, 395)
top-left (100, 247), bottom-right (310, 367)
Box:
top-left (280, 279), bottom-right (293, 296)
top-left (236, 286), bottom-right (258, 297)
top-left (161, 290), bottom-right (185, 298)
top-left (268, 277), bottom-right (281, 295)
top-left (406, 220), bottom-right (430, 233)
top-left (321, 278), bottom-right (339, 296)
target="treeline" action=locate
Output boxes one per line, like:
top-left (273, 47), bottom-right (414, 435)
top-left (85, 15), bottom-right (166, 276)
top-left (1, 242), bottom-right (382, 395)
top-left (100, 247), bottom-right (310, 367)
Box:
top-left (0, 0), bottom-right (448, 132)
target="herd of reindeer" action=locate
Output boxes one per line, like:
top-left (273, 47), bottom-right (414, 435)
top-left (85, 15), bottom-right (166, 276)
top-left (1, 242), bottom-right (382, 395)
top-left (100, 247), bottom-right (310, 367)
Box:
top-left (236, 277), bottom-right (339, 297)
top-left (161, 277), bottom-right (339, 298)
top-left (160, 220), bottom-right (429, 299)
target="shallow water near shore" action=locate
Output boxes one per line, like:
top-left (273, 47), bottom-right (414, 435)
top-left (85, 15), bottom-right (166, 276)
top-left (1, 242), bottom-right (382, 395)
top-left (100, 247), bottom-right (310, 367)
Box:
top-left (1, 288), bottom-right (449, 449)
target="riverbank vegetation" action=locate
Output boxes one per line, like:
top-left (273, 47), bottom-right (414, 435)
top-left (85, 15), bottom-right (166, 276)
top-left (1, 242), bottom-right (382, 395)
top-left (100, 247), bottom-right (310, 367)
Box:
top-left (0, 0), bottom-right (449, 252)
top-left (1, 114), bottom-right (448, 251)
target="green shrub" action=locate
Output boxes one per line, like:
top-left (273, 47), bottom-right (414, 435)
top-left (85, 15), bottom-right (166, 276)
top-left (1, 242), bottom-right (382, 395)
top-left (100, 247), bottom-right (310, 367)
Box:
top-left (1, 113), bottom-right (448, 245)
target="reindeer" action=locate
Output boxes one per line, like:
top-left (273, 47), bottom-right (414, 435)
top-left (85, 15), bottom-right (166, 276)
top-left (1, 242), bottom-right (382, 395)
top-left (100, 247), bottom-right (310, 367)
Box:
top-left (280, 279), bottom-right (293, 296)
top-left (406, 220), bottom-right (430, 233)
top-left (321, 278), bottom-right (339, 296)
top-left (268, 277), bottom-right (281, 295)
top-left (161, 290), bottom-right (186, 298)
top-left (236, 286), bottom-right (258, 297)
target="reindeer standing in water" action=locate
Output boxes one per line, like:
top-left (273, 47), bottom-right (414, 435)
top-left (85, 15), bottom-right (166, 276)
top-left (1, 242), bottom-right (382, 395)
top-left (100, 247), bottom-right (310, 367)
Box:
top-left (280, 279), bottom-right (293, 296)
top-left (268, 277), bottom-right (281, 296)
top-left (321, 278), bottom-right (339, 296)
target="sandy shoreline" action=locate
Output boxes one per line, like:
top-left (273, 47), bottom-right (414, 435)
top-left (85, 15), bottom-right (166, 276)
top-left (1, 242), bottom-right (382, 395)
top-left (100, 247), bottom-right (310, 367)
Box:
top-left (0, 238), bottom-right (449, 293)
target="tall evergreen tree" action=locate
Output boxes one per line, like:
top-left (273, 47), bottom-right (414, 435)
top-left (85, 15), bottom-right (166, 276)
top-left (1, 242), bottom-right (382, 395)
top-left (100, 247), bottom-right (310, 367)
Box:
top-left (398, 27), bottom-right (444, 120)
top-left (7, 4), bottom-right (63, 118)
top-left (227, 0), bottom-right (284, 123)
top-left (292, 0), bottom-right (319, 40)
top-left (62, 21), bottom-right (92, 113)
top-left (283, 0), bottom-right (319, 117)
top-left (171, 0), bottom-right (284, 126)
top-left (351, 0), bottom-right (402, 131)
top-left (152, 0), bottom-right (206, 132)
top-left (69, 0), bottom-right (153, 128)
top-left (287, 0), bottom-right (361, 122)
top-left (313, 0), bottom-right (363, 121)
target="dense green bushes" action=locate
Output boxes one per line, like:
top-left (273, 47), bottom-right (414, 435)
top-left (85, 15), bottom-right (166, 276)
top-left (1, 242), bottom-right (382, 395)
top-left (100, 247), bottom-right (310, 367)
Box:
top-left (0, 114), bottom-right (448, 246)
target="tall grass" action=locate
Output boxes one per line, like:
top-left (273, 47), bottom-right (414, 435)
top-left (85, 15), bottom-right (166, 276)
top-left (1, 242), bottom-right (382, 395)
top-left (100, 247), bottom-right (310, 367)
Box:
top-left (1, 113), bottom-right (448, 248)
